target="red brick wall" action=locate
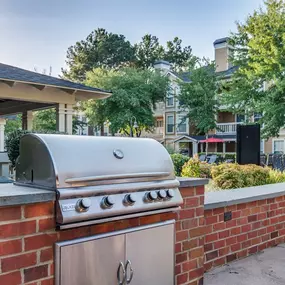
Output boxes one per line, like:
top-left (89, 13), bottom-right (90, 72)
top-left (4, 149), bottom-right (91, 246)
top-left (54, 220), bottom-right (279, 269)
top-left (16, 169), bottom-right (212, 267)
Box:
top-left (204, 196), bottom-right (285, 271)
top-left (0, 202), bottom-right (176, 285)
top-left (175, 185), bottom-right (205, 285)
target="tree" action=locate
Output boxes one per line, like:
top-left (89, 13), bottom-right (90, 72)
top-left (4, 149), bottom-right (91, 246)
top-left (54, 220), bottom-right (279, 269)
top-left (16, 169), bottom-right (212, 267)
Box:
top-left (135, 35), bottom-right (196, 71)
top-left (33, 108), bottom-right (86, 134)
top-left (62, 28), bottom-right (136, 81)
top-left (178, 60), bottom-right (219, 153)
top-left (134, 34), bottom-right (164, 69)
top-left (164, 37), bottom-right (197, 72)
top-left (224, 0), bottom-right (285, 138)
top-left (33, 109), bottom-right (57, 132)
top-left (81, 67), bottom-right (169, 137)
top-left (4, 115), bottom-right (22, 135)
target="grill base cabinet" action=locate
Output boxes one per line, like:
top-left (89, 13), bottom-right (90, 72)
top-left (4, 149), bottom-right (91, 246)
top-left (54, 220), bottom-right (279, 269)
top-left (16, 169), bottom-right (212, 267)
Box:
top-left (56, 221), bottom-right (174, 285)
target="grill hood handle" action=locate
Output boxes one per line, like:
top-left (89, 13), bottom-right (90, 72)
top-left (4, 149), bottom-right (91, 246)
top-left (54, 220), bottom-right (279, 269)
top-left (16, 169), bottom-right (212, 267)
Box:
top-left (65, 172), bottom-right (171, 184)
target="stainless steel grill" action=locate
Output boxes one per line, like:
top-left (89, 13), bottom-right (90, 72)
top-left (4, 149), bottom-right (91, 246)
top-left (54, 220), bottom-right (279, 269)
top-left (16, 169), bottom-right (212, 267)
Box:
top-left (15, 134), bottom-right (182, 229)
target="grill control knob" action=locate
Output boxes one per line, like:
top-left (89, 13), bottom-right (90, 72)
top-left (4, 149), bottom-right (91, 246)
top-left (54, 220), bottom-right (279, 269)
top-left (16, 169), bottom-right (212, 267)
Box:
top-left (124, 193), bottom-right (136, 205)
top-left (76, 198), bottom-right (92, 212)
top-left (158, 190), bottom-right (167, 199)
top-left (147, 191), bottom-right (158, 201)
top-left (101, 196), bottom-right (115, 209)
top-left (167, 189), bottom-right (175, 198)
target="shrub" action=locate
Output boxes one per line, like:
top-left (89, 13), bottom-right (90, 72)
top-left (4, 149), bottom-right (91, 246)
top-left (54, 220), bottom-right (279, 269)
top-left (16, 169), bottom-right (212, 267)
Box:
top-left (170, 153), bottom-right (189, 176)
top-left (267, 169), bottom-right (285, 184)
top-left (181, 157), bottom-right (212, 178)
top-left (211, 163), bottom-right (270, 189)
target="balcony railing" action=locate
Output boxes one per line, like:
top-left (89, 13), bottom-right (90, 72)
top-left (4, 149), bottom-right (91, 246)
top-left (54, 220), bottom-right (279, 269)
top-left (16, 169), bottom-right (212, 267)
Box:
top-left (216, 122), bottom-right (241, 134)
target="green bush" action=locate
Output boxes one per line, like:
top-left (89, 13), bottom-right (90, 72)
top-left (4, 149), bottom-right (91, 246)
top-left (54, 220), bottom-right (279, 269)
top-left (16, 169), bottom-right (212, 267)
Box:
top-left (211, 163), bottom-right (270, 189)
top-left (267, 169), bottom-right (285, 184)
top-left (181, 157), bottom-right (212, 178)
top-left (5, 130), bottom-right (64, 168)
top-left (170, 153), bottom-right (189, 176)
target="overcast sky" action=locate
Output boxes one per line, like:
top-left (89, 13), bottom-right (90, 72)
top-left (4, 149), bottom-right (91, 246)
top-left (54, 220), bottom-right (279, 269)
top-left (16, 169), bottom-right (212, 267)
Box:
top-left (0, 0), bottom-right (263, 77)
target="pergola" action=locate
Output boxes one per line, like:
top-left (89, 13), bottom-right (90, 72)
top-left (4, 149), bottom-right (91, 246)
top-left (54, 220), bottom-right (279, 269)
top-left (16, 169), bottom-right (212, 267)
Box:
top-left (0, 63), bottom-right (111, 151)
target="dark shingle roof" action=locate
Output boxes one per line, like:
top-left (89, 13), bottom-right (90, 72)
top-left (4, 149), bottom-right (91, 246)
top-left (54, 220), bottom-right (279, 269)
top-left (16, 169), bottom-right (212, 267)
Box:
top-left (213, 37), bottom-right (230, 45)
top-left (0, 63), bottom-right (110, 94)
top-left (217, 66), bottom-right (238, 78)
top-left (171, 65), bottom-right (238, 82)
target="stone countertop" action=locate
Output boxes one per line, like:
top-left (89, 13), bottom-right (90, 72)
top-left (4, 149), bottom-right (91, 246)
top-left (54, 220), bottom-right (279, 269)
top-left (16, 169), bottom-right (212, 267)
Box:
top-left (178, 177), bottom-right (209, 188)
top-left (0, 183), bottom-right (55, 207)
top-left (0, 178), bottom-right (209, 207)
top-left (205, 182), bottom-right (285, 210)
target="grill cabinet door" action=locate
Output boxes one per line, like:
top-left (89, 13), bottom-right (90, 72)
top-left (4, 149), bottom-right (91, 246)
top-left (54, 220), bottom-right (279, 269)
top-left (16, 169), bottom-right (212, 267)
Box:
top-left (59, 234), bottom-right (125, 285)
top-left (125, 223), bottom-right (174, 285)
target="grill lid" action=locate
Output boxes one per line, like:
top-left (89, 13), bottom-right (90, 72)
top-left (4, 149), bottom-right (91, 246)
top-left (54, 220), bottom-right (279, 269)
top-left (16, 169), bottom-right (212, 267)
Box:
top-left (15, 134), bottom-right (176, 190)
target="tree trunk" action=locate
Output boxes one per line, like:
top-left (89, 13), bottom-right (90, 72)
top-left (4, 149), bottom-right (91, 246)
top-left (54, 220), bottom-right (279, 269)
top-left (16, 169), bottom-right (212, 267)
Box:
top-left (205, 133), bottom-right (209, 155)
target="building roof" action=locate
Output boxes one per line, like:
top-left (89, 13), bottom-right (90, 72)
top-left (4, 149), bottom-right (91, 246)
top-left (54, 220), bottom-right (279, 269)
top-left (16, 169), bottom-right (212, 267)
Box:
top-left (217, 66), bottom-right (238, 78)
top-left (0, 63), bottom-right (111, 95)
top-left (153, 60), bottom-right (171, 66)
top-left (213, 37), bottom-right (230, 45)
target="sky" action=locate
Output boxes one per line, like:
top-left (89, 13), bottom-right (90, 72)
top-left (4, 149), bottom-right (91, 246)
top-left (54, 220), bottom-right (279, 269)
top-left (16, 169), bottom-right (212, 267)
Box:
top-left (0, 0), bottom-right (264, 77)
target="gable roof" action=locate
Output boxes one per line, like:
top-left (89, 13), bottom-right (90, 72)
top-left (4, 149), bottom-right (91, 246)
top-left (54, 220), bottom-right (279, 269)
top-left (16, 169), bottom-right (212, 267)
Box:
top-left (0, 63), bottom-right (111, 95)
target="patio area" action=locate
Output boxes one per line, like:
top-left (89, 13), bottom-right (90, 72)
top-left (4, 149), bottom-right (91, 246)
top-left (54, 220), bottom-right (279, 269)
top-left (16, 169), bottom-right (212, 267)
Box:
top-left (205, 244), bottom-right (285, 285)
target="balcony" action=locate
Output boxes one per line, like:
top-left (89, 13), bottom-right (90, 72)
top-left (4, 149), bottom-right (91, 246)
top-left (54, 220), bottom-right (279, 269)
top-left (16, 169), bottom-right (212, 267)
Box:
top-left (216, 122), bottom-right (241, 134)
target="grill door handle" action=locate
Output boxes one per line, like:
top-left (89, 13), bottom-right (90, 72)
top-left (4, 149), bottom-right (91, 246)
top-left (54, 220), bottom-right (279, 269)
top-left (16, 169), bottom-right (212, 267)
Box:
top-left (125, 260), bottom-right (134, 284)
top-left (117, 261), bottom-right (126, 285)
top-left (65, 172), bottom-right (170, 184)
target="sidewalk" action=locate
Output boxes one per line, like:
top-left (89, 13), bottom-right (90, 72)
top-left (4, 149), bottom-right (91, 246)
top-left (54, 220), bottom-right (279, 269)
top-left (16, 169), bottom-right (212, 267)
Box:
top-left (204, 244), bottom-right (285, 285)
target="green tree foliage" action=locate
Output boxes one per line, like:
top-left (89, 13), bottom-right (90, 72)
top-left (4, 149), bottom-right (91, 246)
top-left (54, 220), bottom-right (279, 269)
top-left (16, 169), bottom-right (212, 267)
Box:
top-left (63, 29), bottom-right (196, 81)
top-left (178, 60), bottom-right (219, 136)
top-left (62, 28), bottom-right (136, 81)
top-left (223, 0), bottom-right (285, 138)
top-left (134, 35), bottom-right (196, 71)
top-left (81, 67), bottom-right (169, 136)
top-left (4, 115), bottom-right (22, 135)
top-left (164, 37), bottom-right (197, 72)
top-left (134, 34), bottom-right (164, 69)
top-left (33, 108), bottom-right (83, 134)
top-left (33, 109), bottom-right (57, 132)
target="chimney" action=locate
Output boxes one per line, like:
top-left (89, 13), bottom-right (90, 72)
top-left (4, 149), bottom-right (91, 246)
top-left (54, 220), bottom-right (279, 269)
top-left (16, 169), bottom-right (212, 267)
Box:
top-left (153, 60), bottom-right (171, 72)
top-left (213, 37), bottom-right (232, 72)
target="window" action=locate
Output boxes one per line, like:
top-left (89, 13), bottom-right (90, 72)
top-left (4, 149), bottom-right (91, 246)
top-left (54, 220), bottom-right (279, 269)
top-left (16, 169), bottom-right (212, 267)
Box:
top-left (166, 114), bottom-right (174, 133)
top-left (166, 87), bottom-right (174, 107)
top-left (273, 140), bottom-right (284, 153)
top-left (260, 140), bottom-right (264, 154)
top-left (236, 114), bottom-right (245, 123)
top-left (156, 119), bottom-right (163, 128)
top-left (81, 116), bottom-right (87, 123)
top-left (254, 113), bottom-right (262, 123)
top-left (177, 115), bottom-right (187, 133)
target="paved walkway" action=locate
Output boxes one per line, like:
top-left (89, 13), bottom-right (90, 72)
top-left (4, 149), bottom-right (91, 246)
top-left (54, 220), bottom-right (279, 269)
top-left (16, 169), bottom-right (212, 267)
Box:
top-left (205, 244), bottom-right (285, 285)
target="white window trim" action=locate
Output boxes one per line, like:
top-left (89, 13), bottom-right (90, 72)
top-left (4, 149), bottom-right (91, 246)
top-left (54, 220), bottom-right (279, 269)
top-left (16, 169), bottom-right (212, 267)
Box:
top-left (166, 87), bottom-right (175, 107)
top-left (166, 114), bottom-right (175, 134)
top-left (177, 115), bottom-right (188, 134)
top-left (260, 139), bottom-right (265, 154)
top-left (272, 139), bottom-right (285, 153)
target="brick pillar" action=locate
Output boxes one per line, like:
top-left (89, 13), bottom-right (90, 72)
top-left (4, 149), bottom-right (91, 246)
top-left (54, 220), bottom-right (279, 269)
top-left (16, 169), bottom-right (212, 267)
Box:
top-left (175, 180), bottom-right (206, 285)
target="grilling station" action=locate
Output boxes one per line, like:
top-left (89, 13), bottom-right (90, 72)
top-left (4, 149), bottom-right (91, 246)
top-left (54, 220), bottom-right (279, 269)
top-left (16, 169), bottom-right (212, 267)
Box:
top-left (13, 134), bottom-right (183, 284)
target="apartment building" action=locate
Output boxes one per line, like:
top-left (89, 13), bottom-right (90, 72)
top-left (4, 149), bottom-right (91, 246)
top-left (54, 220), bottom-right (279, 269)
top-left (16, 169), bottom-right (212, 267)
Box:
top-left (142, 38), bottom-right (269, 156)
top-left (76, 37), bottom-right (285, 155)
